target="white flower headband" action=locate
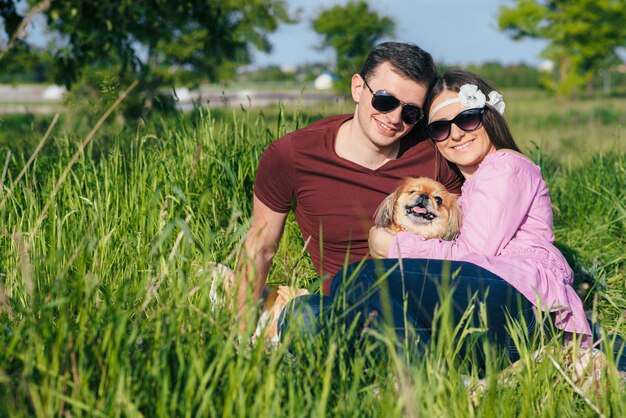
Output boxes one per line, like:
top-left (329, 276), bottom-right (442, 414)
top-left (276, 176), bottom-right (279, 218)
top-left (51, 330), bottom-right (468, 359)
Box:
top-left (430, 84), bottom-right (506, 117)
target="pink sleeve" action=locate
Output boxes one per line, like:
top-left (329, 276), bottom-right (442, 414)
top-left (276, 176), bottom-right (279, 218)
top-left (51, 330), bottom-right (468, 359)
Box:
top-left (388, 159), bottom-right (540, 260)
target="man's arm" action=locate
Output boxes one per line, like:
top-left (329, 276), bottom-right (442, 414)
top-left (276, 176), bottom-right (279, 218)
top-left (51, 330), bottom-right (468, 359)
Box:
top-left (235, 194), bottom-right (288, 316)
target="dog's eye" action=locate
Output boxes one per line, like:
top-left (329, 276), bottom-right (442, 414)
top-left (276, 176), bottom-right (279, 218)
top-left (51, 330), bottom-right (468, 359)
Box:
top-left (434, 196), bottom-right (443, 205)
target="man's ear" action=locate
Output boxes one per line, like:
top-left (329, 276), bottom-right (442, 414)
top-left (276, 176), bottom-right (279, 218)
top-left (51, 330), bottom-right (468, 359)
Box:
top-left (351, 73), bottom-right (365, 103)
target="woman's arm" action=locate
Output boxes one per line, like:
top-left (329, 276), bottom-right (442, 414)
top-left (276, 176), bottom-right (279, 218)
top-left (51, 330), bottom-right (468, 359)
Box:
top-left (368, 227), bottom-right (397, 258)
top-left (382, 157), bottom-right (542, 260)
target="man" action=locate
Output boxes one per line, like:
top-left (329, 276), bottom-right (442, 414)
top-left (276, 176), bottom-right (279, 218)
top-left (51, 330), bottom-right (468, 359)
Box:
top-left (236, 42), bottom-right (462, 323)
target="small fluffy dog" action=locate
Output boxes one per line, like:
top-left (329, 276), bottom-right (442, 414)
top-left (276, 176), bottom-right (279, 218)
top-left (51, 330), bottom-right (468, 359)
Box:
top-left (374, 177), bottom-right (462, 240)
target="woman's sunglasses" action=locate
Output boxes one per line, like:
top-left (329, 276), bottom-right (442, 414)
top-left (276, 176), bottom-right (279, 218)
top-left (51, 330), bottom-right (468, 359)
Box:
top-left (426, 108), bottom-right (485, 142)
top-left (361, 77), bottom-right (423, 125)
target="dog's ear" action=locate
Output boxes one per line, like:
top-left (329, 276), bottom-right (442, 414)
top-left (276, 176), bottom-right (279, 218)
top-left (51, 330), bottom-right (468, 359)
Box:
top-left (373, 192), bottom-right (397, 228)
top-left (442, 194), bottom-right (462, 240)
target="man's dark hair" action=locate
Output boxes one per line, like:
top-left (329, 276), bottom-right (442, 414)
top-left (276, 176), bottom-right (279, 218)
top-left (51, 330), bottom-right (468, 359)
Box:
top-left (359, 42), bottom-right (437, 87)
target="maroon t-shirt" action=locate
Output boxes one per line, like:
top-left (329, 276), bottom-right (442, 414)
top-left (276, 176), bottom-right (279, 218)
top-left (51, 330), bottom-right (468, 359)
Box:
top-left (254, 114), bottom-right (463, 294)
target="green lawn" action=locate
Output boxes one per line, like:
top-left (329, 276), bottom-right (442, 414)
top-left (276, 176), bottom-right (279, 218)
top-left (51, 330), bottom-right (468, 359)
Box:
top-left (0, 91), bottom-right (624, 416)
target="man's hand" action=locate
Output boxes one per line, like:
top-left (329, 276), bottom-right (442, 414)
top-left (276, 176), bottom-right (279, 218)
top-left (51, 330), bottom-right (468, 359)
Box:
top-left (368, 226), bottom-right (397, 258)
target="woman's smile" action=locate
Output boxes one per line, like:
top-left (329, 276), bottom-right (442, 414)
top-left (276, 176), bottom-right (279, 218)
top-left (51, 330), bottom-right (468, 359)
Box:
top-left (450, 139), bottom-right (475, 151)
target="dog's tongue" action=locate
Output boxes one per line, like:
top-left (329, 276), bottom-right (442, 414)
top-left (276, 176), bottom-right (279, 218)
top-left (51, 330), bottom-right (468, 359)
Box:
top-left (411, 206), bottom-right (427, 214)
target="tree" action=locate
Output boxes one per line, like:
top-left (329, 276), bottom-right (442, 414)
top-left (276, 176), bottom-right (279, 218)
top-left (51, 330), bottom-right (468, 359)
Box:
top-left (0, 0), bottom-right (294, 116)
top-left (498, 0), bottom-right (626, 97)
top-left (0, 41), bottom-right (54, 83)
top-left (312, 1), bottom-right (395, 94)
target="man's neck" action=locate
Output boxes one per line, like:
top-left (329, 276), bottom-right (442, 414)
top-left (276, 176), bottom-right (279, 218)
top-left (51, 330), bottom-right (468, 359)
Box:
top-left (335, 119), bottom-right (401, 171)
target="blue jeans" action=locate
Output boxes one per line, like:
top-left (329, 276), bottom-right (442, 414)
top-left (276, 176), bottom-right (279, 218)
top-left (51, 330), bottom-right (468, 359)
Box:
top-left (278, 258), bottom-right (536, 362)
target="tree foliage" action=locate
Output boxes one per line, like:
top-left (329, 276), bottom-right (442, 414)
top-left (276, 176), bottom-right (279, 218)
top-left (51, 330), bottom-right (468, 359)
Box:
top-left (498, 0), bottom-right (626, 97)
top-left (312, 1), bottom-right (395, 94)
top-left (460, 62), bottom-right (542, 89)
top-left (0, 41), bottom-right (54, 83)
top-left (0, 0), bottom-right (294, 116)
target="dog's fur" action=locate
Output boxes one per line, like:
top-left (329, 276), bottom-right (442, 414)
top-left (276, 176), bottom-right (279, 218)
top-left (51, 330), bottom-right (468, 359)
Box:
top-left (374, 177), bottom-right (462, 240)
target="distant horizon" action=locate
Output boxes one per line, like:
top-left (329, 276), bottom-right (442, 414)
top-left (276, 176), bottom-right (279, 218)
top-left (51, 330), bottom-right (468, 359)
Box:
top-left (244, 56), bottom-right (547, 73)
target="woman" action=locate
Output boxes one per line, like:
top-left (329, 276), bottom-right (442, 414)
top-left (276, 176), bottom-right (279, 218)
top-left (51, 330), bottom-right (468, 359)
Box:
top-left (366, 70), bottom-right (592, 350)
top-left (280, 70), bottom-right (592, 360)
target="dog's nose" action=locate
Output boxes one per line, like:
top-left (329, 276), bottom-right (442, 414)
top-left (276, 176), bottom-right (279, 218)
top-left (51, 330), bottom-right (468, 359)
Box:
top-left (416, 194), bottom-right (430, 207)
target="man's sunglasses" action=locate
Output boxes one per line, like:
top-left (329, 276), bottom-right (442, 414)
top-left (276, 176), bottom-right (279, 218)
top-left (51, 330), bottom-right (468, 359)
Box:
top-left (361, 76), bottom-right (423, 125)
top-left (426, 108), bottom-right (485, 142)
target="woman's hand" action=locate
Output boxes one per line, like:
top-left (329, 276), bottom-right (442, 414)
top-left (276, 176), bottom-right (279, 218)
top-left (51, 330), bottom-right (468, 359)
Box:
top-left (368, 226), bottom-right (397, 258)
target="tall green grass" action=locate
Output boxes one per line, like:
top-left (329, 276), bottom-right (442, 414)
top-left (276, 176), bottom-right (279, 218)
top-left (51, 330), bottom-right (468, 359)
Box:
top-left (503, 89), bottom-right (624, 161)
top-left (0, 101), bottom-right (624, 416)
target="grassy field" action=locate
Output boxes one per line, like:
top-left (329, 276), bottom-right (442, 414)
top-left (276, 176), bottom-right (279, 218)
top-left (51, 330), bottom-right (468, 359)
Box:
top-left (0, 89), bottom-right (625, 416)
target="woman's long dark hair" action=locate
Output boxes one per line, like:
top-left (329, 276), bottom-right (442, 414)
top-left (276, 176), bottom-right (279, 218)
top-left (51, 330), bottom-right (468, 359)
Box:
top-left (425, 70), bottom-right (521, 152)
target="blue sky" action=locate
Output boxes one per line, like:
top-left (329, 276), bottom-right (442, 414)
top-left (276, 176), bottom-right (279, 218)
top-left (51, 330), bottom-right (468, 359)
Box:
top-left (252, 0), bottom-right (549, 69)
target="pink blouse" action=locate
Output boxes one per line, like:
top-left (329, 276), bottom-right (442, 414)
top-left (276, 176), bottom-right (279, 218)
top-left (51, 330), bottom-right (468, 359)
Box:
top-left (388, 151), bottom-right (591, 340)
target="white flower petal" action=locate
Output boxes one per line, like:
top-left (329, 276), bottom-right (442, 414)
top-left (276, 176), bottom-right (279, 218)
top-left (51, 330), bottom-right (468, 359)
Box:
top-left (459, 84), bottom-right (486, 109)
top-left (487, 91), bottom-right (506, 114)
